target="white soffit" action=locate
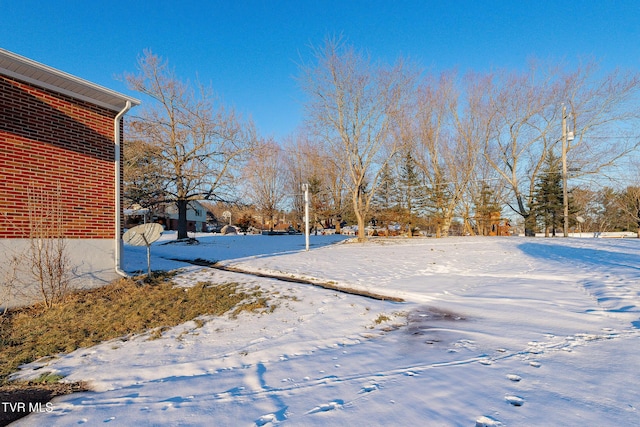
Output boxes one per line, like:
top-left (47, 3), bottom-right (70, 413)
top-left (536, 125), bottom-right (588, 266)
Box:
top-left (0, 48), bottom-right (140, 112)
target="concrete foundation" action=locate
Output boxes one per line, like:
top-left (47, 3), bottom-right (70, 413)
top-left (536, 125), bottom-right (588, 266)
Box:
top-left (0, 238), bottom-right (119, 309)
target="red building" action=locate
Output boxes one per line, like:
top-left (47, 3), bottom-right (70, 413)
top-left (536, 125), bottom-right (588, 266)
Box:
top-left (0, 48), bottom-right (140, 306)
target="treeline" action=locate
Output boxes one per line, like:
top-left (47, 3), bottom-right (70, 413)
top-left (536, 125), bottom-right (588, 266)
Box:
top-left (123, 39), bottom-right (640, 240)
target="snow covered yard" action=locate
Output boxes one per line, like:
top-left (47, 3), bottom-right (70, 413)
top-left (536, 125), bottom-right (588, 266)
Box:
top-left (11, 235), bottom-right (640, 426)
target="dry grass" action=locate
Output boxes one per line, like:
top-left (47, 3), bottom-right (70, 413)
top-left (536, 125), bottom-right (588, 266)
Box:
top-left (0, 274), bottom-right (273, 384)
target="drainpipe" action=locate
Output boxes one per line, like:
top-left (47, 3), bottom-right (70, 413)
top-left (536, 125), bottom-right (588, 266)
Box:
top-left (114, 100), bottom-right (132, 277)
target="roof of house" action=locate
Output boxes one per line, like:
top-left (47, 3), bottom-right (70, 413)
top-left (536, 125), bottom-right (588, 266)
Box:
top-left (0, 48), bottom-right (140, 112)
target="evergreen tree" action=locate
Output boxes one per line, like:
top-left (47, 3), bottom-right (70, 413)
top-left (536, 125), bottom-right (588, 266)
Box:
top-left (372, 163), bottom-right (396, 211)
top-left (371, 162), bottom-right (397, 234)
top-left (398, 152), bottom-right (425, 236)
top-left (532, 150), bottom-right (563, 236)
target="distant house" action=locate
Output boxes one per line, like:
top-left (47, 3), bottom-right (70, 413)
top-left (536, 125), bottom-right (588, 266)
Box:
top-left (158, 201), bottom-right (208, 233)
top-left (123, 204), bottom-right (151, 228)
top-left (0, 48), bottom-right (140, 306)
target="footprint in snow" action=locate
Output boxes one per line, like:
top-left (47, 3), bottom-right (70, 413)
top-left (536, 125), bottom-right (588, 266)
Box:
top-left (505, 395), bottom-right (525, 406)
top-left (529, 361), bottom-right (541, 368)
top-left (255, 407), bottom-right (288, 426)
top-left (478, 358), bottom-right (492, 366)
top-left (256, 414), bottom-right (276, 426)
top-left (307, 400), bottom-right (344, 414)
top-left (475, 415), bottom-right (503, 427)
top-left (506, 374), bottom-right (522, 382)
top-left (359, 383), bottom-right (379, 393)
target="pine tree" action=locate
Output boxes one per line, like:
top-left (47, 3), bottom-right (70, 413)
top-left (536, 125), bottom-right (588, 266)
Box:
top-left (372, 162), bottom-right (398, 234)
top-left (398, 152), bottom-right (425, 236)
top-left (373, 163), bottom-right (396, 210)
top-left (532, 150), bottom-right (563, 237)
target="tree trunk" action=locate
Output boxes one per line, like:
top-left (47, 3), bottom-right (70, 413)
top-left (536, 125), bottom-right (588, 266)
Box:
top-left (524, 214), bottom-right (536, 237)
top-left (355, 210), bottom-right (366, 242)
top-left (354, 192), bottom-right (367, 242)
top-left (439, 216), bottom-right (452, 237)
top-left (177, 199), bottom-right (188, 240)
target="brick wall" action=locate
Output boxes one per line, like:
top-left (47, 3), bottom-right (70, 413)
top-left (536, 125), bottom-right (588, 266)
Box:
top-left (0, 75), bottom-right (119, 239)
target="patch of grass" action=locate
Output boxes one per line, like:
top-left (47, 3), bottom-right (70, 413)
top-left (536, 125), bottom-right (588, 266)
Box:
top-left (231, 286), bottom-right (275, 317)
top-left (0, 276), bottom-right (273, 384)
top-left (374, 314), bottom-right (392, 324)
top-left (32, 371), bottom-right (65, 384)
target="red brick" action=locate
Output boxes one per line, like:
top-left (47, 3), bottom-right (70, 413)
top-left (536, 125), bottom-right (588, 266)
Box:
top-left (0, 75), bottom-right (123, 239)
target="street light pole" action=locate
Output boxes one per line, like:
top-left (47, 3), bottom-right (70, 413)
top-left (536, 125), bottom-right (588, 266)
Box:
top-left (302, 183), bottom-right (309, 251)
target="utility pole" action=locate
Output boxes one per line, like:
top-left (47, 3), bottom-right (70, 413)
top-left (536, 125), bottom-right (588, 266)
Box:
top-left (561, 105), bottom-right (574, 237)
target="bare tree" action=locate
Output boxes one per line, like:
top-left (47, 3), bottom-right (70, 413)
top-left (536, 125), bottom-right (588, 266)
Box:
top-left (569, 187), bottom-right (599, 232)
top-left (457, 72), bottom-right (507, 235)
top-left (0, 252), bottom-right (20, 315)
top-left (283, 130), bottom-right (319, 229)
top-left (298, 37), bottom-right (415, 241)
top-left (243, 139), bottom-right (289, 230)
top-left (480, 61), bottom-right (640, 236)
top-left (1, 184), bottom-right (75, 309)
top-left (563, 63), bottom-right (640, 178)
top-left (123, 138), bottom-right (165, 210)
top-left (478, 64), bottom-right (556, 236)
top-left (410, 72), bottom-right (482, 237)
top-left (397, 70), bottom-right (494, 238)
top-left (282, 132), bottom-right (307, 226)
top-left (615, 186), bottom-right (640, 237)
top-left (283, 129), bottom-right (347, 232)
top-left (124, 50), bottom-right (257, 239)
top-left (26, 185), bottom-right (74, 307)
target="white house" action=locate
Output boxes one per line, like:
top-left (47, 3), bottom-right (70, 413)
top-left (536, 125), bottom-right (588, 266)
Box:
top-left (161, 201), bottom-right (208, 233)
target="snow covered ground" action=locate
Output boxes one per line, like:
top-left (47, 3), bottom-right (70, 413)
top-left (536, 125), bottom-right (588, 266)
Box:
top-left (11, 233), bottom-right (640, 426)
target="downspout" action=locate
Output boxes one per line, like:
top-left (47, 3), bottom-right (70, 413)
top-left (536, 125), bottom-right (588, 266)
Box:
top-left (114, 100), bottom-right (132, 277)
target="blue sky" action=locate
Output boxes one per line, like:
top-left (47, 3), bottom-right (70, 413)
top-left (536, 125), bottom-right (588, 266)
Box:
top-left (2, 1), bottom-right (639, 139)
